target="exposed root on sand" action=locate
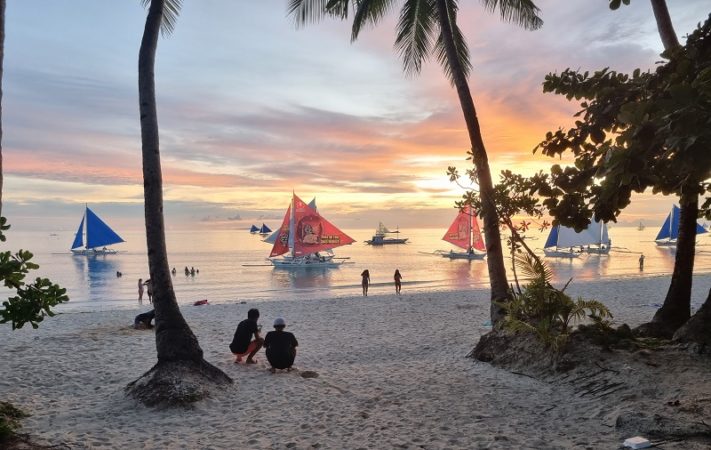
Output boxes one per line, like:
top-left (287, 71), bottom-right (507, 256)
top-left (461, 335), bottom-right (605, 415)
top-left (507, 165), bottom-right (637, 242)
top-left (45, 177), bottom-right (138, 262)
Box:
top-left (126, 359), bottom-right (232, 408)
top-left (471, 329), bottom-right (711, 448)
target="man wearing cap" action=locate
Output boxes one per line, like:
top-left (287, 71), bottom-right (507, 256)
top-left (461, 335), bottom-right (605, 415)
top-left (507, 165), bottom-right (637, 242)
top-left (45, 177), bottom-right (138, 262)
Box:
top-left (230, 308), bottom-right (264, 364)
top-left (264, 317), bottom-right (299, 373)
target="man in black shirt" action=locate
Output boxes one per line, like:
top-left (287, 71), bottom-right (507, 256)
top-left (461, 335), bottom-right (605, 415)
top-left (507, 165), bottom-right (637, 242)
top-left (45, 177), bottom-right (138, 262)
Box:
top-left (264, 317), bottom-right (299, 373)
top-left (230, 308), bottom-right (263, 364)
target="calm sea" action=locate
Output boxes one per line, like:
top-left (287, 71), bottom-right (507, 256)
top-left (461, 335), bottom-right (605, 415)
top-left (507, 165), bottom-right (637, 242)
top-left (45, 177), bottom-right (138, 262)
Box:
top-left (2, 225), bottom-right (711, 313)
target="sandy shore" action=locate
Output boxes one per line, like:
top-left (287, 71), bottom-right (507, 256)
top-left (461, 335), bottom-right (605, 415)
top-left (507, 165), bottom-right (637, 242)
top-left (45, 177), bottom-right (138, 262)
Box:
top-left (1, 275), bottom-right (710, 449)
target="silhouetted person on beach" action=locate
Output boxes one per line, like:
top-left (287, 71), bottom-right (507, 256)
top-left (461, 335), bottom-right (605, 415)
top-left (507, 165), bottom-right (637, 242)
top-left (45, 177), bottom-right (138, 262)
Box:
top-left (171, 267), bottom-right (176, 275)
top-left (394, 269), bottom-right (402, 295)
top-left (191, 267), bottom-right (196, 276)
top-left (230, 308), bottom-right (263, 364)
top-left (185, 266), bottom-right (190, 276)
top-left (138, 278), bottom-right (144, 302)
top-left (639, 253), bottom-right (645, 271)
top-left (134, 310), bottom-right (155, 329)
top-left (361, 269), bottom-right (370, 296)
top-left (265, 317), bottom-right (298, 373)
top-left (144, 279), bottom-right (153, 303)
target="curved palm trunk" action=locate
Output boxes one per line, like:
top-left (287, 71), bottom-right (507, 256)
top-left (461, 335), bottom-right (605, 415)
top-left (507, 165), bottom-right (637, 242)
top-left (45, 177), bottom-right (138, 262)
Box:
top-left (435, 0), bottom-right (509, 324)
top-left (0, 0), bottom-right (5, 217)
top-left (650, 0), bottom-right (680, 51)
top-left (139, 0), bottom-right (203, 362)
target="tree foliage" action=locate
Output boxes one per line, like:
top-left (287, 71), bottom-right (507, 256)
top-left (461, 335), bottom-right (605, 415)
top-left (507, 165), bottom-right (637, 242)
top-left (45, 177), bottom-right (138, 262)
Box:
top-left (0, 217), bottom-right (68, 330)
top-left (533, 14), bottom-right (711, 228)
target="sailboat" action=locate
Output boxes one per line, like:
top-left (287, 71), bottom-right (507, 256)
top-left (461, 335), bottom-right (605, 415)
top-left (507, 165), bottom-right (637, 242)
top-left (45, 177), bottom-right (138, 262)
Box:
top-left (71, 206), bottom-right (125, 255)
top-left (543, 217), bottom-right (610, 258)
top-left (637, 220), bottom-right (645, 231)
top-left (249, 224), bottom-right (260, 234)
top-left (365, 222), bottom-right (408, 245)
top-left (258, 223), bottom-right (272, 235)
top-left (268, 193), bottom-right (355, 268)
top-left (655, 205), bottom-right (708, 246)
top-left (441, 206), bottom-right (486, 260)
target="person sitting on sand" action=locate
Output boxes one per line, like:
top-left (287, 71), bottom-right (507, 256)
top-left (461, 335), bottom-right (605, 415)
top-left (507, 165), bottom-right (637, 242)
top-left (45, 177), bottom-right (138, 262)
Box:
top-left (264, 317), bottom-right (298, 373)
top-left (134, 310), bottom-right (155, 329)
top-left (230, 308), bottom-right (264, 364)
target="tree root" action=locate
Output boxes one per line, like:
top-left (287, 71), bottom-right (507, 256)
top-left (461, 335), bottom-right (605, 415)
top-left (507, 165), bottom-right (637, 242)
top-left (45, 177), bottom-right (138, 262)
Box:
top-left (126, 359), bottom-right (232, 408)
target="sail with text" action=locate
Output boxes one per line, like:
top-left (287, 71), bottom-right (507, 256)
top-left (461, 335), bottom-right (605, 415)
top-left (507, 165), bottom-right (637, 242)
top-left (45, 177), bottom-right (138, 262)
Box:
top-left (269, 194), bottom-right (354, 257)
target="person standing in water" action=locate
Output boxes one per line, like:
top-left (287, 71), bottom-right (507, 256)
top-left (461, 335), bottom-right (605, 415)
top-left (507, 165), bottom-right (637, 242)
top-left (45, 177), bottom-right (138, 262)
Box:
top-left (394, 269), bottom-right (402, 295)
top-left (639, 253), bottom-right (645, 271)
top-left (361, 269), bottom-right (370, 297)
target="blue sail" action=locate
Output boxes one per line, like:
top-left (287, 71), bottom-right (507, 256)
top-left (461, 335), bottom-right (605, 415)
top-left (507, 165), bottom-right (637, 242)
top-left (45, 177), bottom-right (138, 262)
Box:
top-left (85, 207), bottom-right (124, 249)
top-left (259, 223), bottom-right (272, 234)
top-left (655, 210), bottom-right (673, 241)
top-left (696, 223), bottom-right (708, 235)
top-left (249, 224), bottom-right (259, 233)
top-left (71, 216), bottom-right (85, 249)
top-left (544, 225), bottom-right (559, 249)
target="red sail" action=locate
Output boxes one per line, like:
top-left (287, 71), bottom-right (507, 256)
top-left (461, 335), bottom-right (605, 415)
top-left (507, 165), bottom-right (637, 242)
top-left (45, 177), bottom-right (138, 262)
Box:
top-left (269, 205), bottom-right (291, 257)
top-left (470, 213), bottom-right (486, 251)
top-left (442, 206), bottom-right (485, 251)
top-left (291, 194), bottom-right (355, 256)
top-left (442, 208), bottom-right (471, 250)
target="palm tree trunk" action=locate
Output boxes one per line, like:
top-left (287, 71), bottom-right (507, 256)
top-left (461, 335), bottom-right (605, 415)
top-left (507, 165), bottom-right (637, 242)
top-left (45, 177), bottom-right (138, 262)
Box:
top-left (650, 0), bottom-right (680, 51)
top-left (0, 0), bottom-right (5, 218)
top-left (673, 286), bottom-right (711, 346)
top-left (139, 0), bottom-right (203, 362)
top-left (647, 192), bottom-right (697, 336)
top-left (435, 0), bottom-right (509, 324)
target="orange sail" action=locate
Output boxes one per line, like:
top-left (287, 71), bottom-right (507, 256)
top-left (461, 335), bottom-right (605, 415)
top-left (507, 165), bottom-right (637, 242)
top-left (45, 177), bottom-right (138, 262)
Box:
top-left (270, 193), bottom-right (355, 258)
top-left (269, 205), bottom-right (291, 257)
top-left (442, 206), bottom-right (485, 252)
top-left (291, 194), bottom-right (355, 256)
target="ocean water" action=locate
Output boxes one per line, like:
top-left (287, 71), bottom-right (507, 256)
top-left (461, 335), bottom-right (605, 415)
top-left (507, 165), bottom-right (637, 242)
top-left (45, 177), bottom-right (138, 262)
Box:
top-left (2, 225), bottom-right (711, 313)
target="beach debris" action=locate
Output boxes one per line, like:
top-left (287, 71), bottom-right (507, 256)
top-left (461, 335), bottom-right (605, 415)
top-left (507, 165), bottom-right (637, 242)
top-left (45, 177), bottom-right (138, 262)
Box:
top-left (623, 436), bottom-right (651, 449)
top-left (300, 370), bottom-right (319, 379)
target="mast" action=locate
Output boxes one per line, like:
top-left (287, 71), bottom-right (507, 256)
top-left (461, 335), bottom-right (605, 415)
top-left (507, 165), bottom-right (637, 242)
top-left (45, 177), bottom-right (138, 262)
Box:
top-left (290, 192), bottom-right (295, 258)
top-left (467, 205), bottom-right (473, 252)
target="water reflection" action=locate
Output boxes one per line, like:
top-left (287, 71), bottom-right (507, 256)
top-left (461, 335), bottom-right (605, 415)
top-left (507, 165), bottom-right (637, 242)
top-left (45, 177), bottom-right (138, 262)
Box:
top-left (448, 259), bottom-right (487, 289)
top-left (271, 268), bottom-right (334, 291)
top-left (72, 254), bottom-right (121, 302)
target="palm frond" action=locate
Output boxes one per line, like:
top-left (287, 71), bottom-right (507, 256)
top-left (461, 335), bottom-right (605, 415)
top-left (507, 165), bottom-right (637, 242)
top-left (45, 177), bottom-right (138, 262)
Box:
top-left (395, 0), bottom-right (437, 76)
top-left (141, 0), bottom-right (182, 36)
top-left (479, 0), bottom-right (543, 30)
top-left (288, 0), bottom-right (353, 26)
top-left (513, 251), bottom-right (552, 283)
top-left (434, 0), bottom-right (472, 83)
top-left (352, 0), bottom-right (398, 40)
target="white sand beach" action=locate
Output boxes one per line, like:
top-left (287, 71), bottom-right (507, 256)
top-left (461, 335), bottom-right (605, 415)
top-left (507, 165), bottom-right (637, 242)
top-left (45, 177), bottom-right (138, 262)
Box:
top-left (2, 275), bottom-right (711, 449)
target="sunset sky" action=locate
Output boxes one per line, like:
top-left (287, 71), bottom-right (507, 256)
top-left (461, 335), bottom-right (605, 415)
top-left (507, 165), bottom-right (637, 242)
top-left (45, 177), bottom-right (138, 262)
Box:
top-left (2, 0), bottom-right (709, 232)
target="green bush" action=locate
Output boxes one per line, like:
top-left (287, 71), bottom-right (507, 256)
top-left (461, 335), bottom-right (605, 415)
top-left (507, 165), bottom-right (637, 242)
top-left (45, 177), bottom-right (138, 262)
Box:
top-left (500, 252), bottom-right (612, 350)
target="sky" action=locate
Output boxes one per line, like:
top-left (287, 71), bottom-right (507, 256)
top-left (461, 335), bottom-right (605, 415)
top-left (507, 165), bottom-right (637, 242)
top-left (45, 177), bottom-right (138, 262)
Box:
top-left (2, 0), bottom-right (709, 232)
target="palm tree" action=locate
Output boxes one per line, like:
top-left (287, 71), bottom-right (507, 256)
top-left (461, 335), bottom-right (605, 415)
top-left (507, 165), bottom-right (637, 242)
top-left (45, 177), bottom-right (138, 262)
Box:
top-left (126, 0), bottom-right (231, 406)
top-left (289, 0), bottom-right (543, 325)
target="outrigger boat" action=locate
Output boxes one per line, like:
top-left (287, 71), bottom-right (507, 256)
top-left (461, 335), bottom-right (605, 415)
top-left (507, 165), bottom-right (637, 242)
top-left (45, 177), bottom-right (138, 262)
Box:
top-left (71, 206), bottom-right (125, 255)
top-left (543, 216), bottom-right (611, 258)
top-left (441, 206), bottom-right (486, 260)
top-left (365, 222), bottom-right (408, 245)
top-left (655, 204), bottom-right (708, 246)
top-left (268, 193), bottom-right (355, 268)
top-left (249, 224), bottom-right (260, 233)
top-left (258, 223), bottom-right (272, 235)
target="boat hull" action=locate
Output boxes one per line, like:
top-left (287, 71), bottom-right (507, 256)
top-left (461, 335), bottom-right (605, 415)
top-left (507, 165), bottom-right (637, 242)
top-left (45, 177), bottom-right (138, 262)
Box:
top-left (269, 255), bottom-right (344, 268)
top-left (543, 248), bottom-right (580, 258)
top-left (71, 247), bottom-right (119, 255)
top-left (442, 250), bottom-right (485, 260)
top-left (365, 236), bottom-right (408, 245)
top-left (655, 240), bottom-right (677, 247)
